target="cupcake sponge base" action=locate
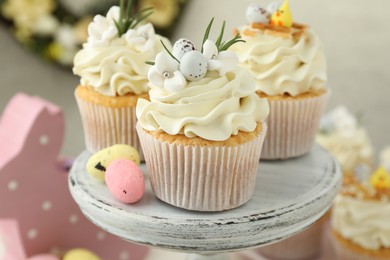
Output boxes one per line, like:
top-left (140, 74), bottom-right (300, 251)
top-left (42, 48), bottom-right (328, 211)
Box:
top-left (332, 229), bottom-right (390, 260)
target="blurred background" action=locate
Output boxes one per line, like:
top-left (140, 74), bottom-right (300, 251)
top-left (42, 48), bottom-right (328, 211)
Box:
top-left (0, 0), bottom-right (389, 158)
top-left (0, 1), bottom-right (389, 259)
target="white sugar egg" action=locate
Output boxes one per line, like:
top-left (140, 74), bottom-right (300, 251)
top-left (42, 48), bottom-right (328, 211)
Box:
top-left (246, 3), bottom-right (270, 24)
top-left (179, 51), bottom-right (208, 82)
top-left (172, 38), bottom-right (197, 61)
top-left (267, 1), bottom-right (282, 14)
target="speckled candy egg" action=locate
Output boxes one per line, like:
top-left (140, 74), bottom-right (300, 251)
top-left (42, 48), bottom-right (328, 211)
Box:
top-left (172, 38), bottom-right (197, 61)
top-left (105, 159), bottom-right (145, 203)
top-left (86, 144), bottom-right (140, 182)
top-left (179, 51), bottom-right (208, 81)
top-left (267, 2), bottom-right (281, 15)
top-left (246, 3), bottom-right (270, 24)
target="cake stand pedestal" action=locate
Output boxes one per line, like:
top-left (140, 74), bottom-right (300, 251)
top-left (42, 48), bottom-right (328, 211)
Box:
top-left (68, 144), bottom-right (341, 259)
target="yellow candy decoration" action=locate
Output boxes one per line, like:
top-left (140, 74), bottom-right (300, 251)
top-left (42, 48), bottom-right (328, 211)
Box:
top-left (270, 0), bottom-right (293, 28)
top-left (87, 144), bottom-right (140, 182)
top-left (370, 166), bottom-right (390, 190)
top-left (63, 248), bottom-right (100, 260)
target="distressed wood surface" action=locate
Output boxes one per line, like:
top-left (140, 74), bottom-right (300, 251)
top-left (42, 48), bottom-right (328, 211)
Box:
top-left (69, 144), bottom-right (341, 254)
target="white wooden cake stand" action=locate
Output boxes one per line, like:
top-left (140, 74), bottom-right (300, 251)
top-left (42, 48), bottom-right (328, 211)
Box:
top-left (68, 144), bottom-right (341, 260)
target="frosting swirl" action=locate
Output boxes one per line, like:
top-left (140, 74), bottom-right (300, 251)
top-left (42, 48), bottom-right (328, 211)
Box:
top-left (136, 69), bottom-right (269, 141)
top-left (316, 129), bottom-right (373, 174)
top-left (317, 106), bottom-right (374, 173)
top-left (73, 6), bottom-right (170, 96)
top-left (332, 195), bottom-right (390, 250)
top-left (73, 34), bottom-right (168, 96)
top-left (232, 25), bottom-right (327, 96)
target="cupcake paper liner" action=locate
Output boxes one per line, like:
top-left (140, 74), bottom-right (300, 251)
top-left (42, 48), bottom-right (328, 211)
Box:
top-left (331, 230), bottom-right (388, 260)
top-left (258, 216), bottom-right (326, 260)
top-left (261, 91), bottom-right (330, 160)
top-left (136, 123), bottom-right (267, 211)
top-left (75, 95), bottom-right (143, 160)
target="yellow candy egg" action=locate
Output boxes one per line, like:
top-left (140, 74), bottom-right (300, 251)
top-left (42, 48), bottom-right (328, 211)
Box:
top-left (86, 144), bottom-right (140, 182)
top-left (63, 248), bottom-right (100, 260)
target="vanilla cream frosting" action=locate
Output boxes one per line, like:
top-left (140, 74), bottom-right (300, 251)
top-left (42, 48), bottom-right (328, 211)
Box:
top-left (136, 69), bottom-right (269, 141)
top-left (73, 6), bottom-right (170, 96)
top-left (232, 25), bottom-right (327, 96)
top-left (73, 35), bottom-right (168, 96)
top-left (316, 129), bottom-right (374, 173)
top-left (332, 195), bottom-right (390, 250)
top-left (317, 106), bottom-right (374, 173)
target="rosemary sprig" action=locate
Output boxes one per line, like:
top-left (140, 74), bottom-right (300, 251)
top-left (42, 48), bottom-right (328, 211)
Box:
top-left (201, 18), bottom-right (245, 53)
top-left (201, 17), bottom-right (214, 53)
top-left (160, 39), bottom-right (180, 63)
top-left (218, 34), bottom-right (245, 52)
top-left (215, 21), bottom-right (226, 47)
top-left (114, 0), bottom-right (154, 37)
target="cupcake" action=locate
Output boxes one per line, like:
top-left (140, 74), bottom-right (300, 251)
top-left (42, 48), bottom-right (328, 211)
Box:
top-left (232, 0), bottom-right (329, 159)
top-left (331, 165), bottom-right (390, 260)
top-left (317, 106), bottom-right (374, 176)
top-left (136, 19), bottom-right (269, 211)
top-left (257, 213), bottom-right (329, 260)
top-left (73, 2), bottom-right (171, 157)
top-left (380, 147), bottom-right (390, 165)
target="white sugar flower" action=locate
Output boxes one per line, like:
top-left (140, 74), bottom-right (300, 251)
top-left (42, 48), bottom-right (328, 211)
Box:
top-left (125, 23), bottom-right (156, 52)
top-left (148, 52), bottom-right (186, 92)
top-left (106, 6), bottom-right (120, 23)
top-left (202, 39), bottom-right (238, 76)
top-left (85, 6), bottom-right (119, 48)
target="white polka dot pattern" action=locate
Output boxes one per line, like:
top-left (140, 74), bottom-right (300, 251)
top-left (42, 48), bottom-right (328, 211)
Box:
top-left (27, 229), bottom-right (38, 239)
top-left (42, 200), bottom-right (52, 211)
top-left (119, 251), bottom-right (129, 260)
top-left (7, 180), bottom-right (18, 191)
top-left (39, 135), bottom-right (49, 145)
top-left (96, 231), bottom-right (106, 241)
top-left (69, 214), bottom-right (79, 224)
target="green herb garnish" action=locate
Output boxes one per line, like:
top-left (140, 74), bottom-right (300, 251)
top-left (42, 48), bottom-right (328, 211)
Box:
top-left (160, 39), bottom-right (180, 63)
top-left (201, 18), bottom-right (245, 53)
top-left (114, 0), bottom-right (153, 37)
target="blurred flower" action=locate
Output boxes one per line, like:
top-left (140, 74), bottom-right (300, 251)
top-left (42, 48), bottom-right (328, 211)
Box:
top-left (2, 0), bottom-right (56, 39)
top-left (55, 24), bottom-right (77, 49)
top-left (73, 16), bottom-right (93, 45)
top-left (32, 15), bottom-right (59, 36)
top-left (140, 0), bottom-right (179, 28)
top-left (46, 41), bottom-right (77, 65)
top-left (0, 0), bottom-right (189, 67)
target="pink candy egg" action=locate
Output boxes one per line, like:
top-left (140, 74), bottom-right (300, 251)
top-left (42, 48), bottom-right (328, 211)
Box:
top-left (105, 159), bottom-right (145, 203)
